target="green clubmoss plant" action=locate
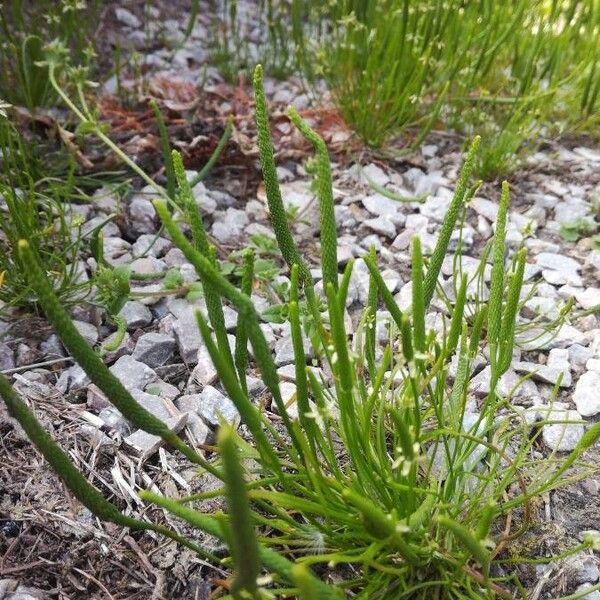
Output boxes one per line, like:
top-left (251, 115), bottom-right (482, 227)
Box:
top-left (3, 63), bottom-right (600, 600)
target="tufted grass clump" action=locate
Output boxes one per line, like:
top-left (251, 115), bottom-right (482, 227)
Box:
top-left (2, 63), bottom-right (600, 599)
top-left (252, 0), bottom-right (600, 174)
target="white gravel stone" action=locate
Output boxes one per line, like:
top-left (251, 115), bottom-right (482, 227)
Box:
top-left (129, 193), bottom-right (157, 235)
top-left (535, 252), bottom-right (582, 273)
top-left (523, 296), bottom-right (560, 320)
top-left (364, 216), bottom-right (397, 238)
top-left (588, 250), bottom-right (600, 272)
top-left (279, 181), bottom-right (314, 212)
top-left (569, 344), bottom-right (594, 369)
top-left (115, 7), bottom-right (140, 28)
top-left (470, 197), bottom-right (499, 221)
top-left (574, 147), bottom-right (600, 161)
top-left (362, 193), bottom-right (398, 216)
top-left (131, 235), bottom-right (171, 258)
top-left (517, 324), bottom-right (589, 350)
top-left (573, 370), bottom-right (600, 416)
top-left (542, 407), bottom-right (585, 451)
top-left (362, 163), bottom-right (389, 186)
top-left (513, 361), bottom-right (571, 387)
top-left (575, 288), bottom-right (600, 310)
top-left (469, 366), bottom-right (538, 398)
top-left (420, 194), bottom-right (452, 221)
top-left (586, 358), bottom-right (600, 372)
top-left (542, 269), bottom-right (583, 287)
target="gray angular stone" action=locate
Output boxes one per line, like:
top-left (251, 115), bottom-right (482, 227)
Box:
top-left (274, 334), bottom-right (313, 366)
top-left (118, 301), bottom-right (152, 330)
top-left (163, 247), bottom-right (187, 267)
top-left (190, 344), bottom-right (218, 386)
top-left (279, 181), bottom-right (313, 213)
top-left (175, 393), bottom-right (202, 413)
top-left (86, 384), bottom-right (110, 411)
top-left (15, 343), bottom-right (36, 367)
top-left (588, 250), bottom-right (600, 272)
top-left (39, 334), bottom-right (65, 360)
top-left (554, 200), bottom-right (591, 225)
top-left (130, 388), bottom-right (180, 421)
top-left (573, 370), bottom-right (600, 417)
top-left (517, 324), bottom-right (589, 351)
top-left (428, 413), bottom-right (487, 477)
top-left (132, 332), bottom-right (176, 367)
top-left (92, 186), bottom-right (120, 213)
top-left (576, 583), bottom-right (600, 600)
top-left (109, 355), bottom-right (158, 391)
top-left (185, 412), bottom-right (211, 444)
top-left (173, 315), bottom-right (203, 365)
top-left (81, 216), bottom-right (119, 238)
top-left (211, 208), bottom-right (249, 244)
top-left (197, 385), bottom-right (238, 426)
top-left (420, 192), bottom-right (452, 221)
top-left (145, 379), bottom-right (180, 400)
top-left (56, 364), bottom-right (89, 394)
top-left (125, 414), bottom-right (187, 461)
top-left (542, 268), bottom-right (583, 287)
top-left (0, 342), bottom-right (15, 371)
top-left (565, 554), bottom-right (600, 586)
top-left (522, 296), bottom-right (560, 320)
top-left (470, 197), bottom-right (499, 221)
top-left (73, 320), bottom-right (98, 346)
top-left (0, 579), bottom-right (45, 600)
top-left (103, 237), bottom-right (131, 266)
top-left (102, 331), bottom-right (134, 364)
top-left (346, 258), bottom-right (370, 306)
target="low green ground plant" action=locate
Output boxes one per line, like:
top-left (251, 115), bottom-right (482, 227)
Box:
top-left (0, 114), bottom-right (98, 310)
top-left (0, 0), bottom-right (98, 110)
top-left (2, 64), bottom-right (600, 598)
